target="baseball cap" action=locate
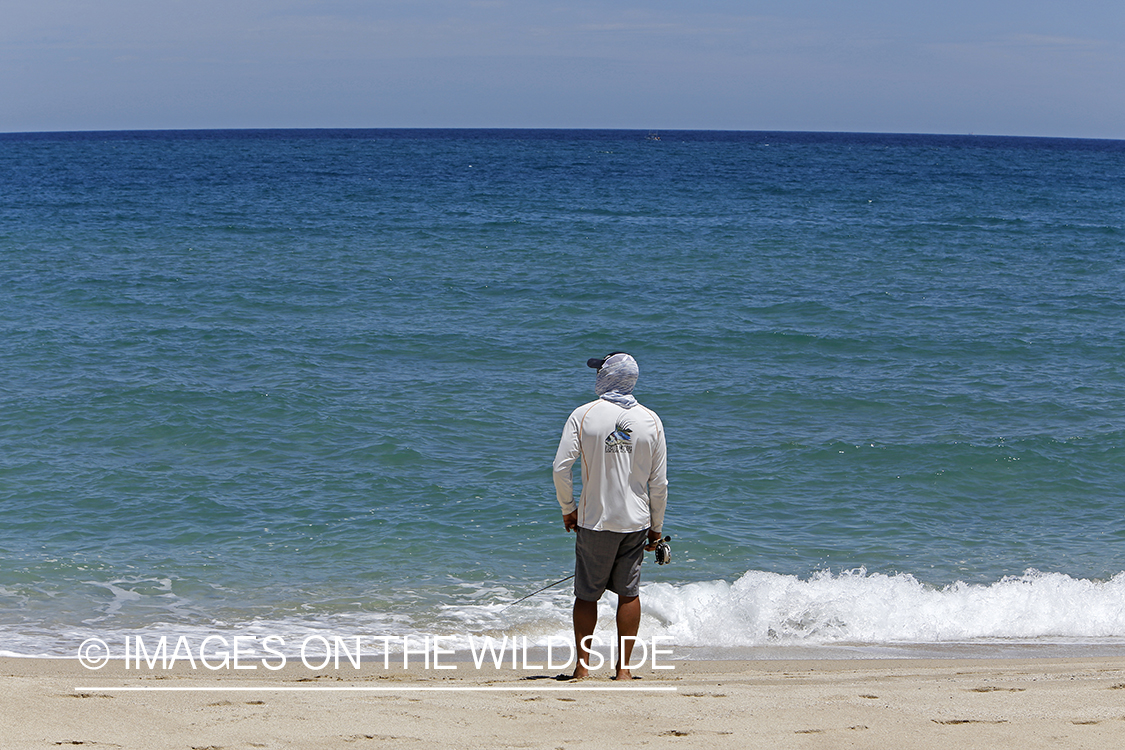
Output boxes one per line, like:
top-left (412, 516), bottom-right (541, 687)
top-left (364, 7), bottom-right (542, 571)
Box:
top-left (586, 352), bottom-right (629, 370)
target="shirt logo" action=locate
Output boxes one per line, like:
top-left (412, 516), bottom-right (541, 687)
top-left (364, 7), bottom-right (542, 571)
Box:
top-left (605, 419), bottom-right (633, 454)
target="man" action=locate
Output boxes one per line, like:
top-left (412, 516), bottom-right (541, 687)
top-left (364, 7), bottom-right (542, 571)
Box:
top-left (552, 352), bottom-right (668, 680)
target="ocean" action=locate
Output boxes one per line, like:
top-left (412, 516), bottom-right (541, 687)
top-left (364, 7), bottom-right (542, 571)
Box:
top-left (2, 128), bottom-right (1124, 661)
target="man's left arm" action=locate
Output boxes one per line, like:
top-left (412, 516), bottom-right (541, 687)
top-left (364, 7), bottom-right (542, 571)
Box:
top-left (553, 413), bottom-right (581, 531)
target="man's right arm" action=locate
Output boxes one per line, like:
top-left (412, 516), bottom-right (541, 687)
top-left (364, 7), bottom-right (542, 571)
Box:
top-left (646, 413), bottom-right (668, 536)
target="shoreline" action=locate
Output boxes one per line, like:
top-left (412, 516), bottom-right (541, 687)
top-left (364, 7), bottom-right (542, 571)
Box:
top-left (4, 656), bottom-right (1125, 748)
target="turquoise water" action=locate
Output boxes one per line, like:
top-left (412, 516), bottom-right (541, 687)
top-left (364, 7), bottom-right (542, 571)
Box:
top-left (2, 129), bottom-right (1124, 657)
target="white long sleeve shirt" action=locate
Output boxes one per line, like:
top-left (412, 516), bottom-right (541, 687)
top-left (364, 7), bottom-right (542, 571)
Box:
top-left (553, 399), bottom-right (667, 533)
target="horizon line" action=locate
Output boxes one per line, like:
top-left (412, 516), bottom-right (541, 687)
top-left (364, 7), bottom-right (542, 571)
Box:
top-left (2, 127), bottom-right (1122, 144)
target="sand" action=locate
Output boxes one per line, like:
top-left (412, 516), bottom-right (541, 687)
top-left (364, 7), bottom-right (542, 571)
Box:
top-left (3, 655), bottom-right (1125, 749)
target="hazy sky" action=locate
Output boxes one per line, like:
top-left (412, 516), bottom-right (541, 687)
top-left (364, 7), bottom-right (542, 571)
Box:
top-left (3, 1), bottom-right (1123, 138)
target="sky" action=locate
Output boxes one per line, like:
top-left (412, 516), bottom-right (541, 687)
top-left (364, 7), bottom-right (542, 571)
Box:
top-left (2, 1), bottom-right (1124, 138)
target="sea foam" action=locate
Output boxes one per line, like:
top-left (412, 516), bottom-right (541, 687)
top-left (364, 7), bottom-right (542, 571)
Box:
top-left (637, 568), bottom-right (1125, 648)
top-left (4, 568), bottom-right (1124, 659)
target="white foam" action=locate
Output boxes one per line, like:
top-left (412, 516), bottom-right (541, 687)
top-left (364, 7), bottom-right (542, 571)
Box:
top-left (5, 568), bottom-right (1125, 659)
top-left (638, 568), bottom-right (1125, 646)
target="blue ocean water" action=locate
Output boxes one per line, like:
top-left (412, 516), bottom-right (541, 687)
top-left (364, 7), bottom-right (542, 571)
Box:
top-left (2, 129), bottom-right (1124, 659)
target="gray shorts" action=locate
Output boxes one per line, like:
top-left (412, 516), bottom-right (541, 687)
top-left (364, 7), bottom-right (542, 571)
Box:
top-left (574, 527), bottom-right (648, 601)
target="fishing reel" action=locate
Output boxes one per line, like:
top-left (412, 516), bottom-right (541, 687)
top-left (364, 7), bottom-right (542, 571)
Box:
top-left (652, 535), bottom-right (671, 565)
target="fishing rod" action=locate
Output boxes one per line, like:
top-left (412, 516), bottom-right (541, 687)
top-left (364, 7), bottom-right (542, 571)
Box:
top-left (500, 536), bottom-right (671, 612)
top-left (500, 574), bottom-right (576, 612)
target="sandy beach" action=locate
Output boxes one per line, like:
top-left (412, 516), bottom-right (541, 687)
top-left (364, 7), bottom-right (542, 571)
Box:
top-left (3, 656), bottom-right (1124, 749)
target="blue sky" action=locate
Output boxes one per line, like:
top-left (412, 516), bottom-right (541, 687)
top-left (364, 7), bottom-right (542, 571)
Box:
top-left (3, 1), bottom-right (1123, 138)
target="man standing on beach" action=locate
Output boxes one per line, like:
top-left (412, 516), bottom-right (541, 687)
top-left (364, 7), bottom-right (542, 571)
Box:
top-left (553, 352), bottom-right (667, 680)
